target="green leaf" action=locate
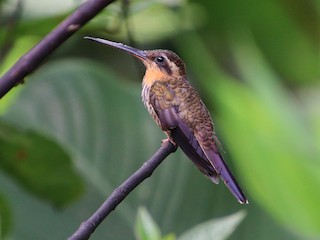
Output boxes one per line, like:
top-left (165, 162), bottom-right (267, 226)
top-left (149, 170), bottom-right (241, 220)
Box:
top-left (175, 32), bottom-right (320, 238)
top-left (162, 234), bottom-right (176, 240)
top-left (2, 58), bottom-right (301, 239)
top-left (2, 58), bottom-right (167, 239)
top-left (178, 211), bottom-right (246, 240)
top-left (135, 207), bottom-right (162, 240)
top-left (0, 121), bottom-right (84, 207)
top-left (224, 33), bottom-right (320, 235)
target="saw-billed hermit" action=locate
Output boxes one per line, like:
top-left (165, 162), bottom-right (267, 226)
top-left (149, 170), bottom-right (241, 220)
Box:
top-left (85, 37), bottom-right (248, 204)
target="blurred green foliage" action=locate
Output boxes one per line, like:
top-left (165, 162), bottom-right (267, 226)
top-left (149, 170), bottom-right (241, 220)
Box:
top-left (0, 0), bottom-right (319, 239)
top-left (0, 121), bottom-right (84, 207)
top-left (135, 207), bottom-right (245, 240)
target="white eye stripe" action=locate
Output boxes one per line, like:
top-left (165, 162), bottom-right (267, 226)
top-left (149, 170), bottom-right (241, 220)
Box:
top-left (170, 62), bottom-right (180, 75)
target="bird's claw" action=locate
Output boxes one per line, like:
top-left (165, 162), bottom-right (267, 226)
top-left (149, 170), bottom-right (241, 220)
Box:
top-left (161, 138), bottom-right (177, 150)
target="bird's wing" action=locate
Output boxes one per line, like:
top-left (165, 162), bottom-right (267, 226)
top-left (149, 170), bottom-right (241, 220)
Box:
top-left (150, 83), bottom-right (220, 183)
top-left (160, 106), bottom-right (247, 203)
top-left (170, 115), bottom-right (220, 183)
top-left (150, 81), bottom-right (247, 204)
top-left (171, 115), bottom-right (248, 204)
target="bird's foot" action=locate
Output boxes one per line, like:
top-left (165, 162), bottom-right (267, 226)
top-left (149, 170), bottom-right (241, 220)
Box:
top-left (161, 138), bottom-right (178, 151)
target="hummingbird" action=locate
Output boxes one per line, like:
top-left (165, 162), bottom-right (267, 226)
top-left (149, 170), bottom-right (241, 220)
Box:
top-left (85, 37), bottom-right (248, 204)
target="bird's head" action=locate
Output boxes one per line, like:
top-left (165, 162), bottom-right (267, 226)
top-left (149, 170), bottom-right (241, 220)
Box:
top-left (85, 37), bottom-right (186, 85)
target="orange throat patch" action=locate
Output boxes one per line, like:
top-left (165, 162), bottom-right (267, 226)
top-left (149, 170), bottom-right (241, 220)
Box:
top-left (143, 66), bottom-right (168, 87)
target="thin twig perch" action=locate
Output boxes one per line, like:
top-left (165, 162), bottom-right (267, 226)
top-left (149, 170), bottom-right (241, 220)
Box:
top-left (68, 140), bottom-right (177, 240)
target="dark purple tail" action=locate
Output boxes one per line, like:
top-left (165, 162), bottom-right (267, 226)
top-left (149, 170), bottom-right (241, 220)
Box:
top-left (170, 122), bottom-right (248, 204)
top-left (202, 147), bottom-right (248, 204)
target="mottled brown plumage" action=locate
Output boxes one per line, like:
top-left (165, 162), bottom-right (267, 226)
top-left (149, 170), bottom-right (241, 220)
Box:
top-left (85, 37), bottom-right (248, 204)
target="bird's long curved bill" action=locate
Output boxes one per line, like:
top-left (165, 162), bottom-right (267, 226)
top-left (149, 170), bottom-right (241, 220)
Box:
top-left (84, 36), bottom-right (147, 61)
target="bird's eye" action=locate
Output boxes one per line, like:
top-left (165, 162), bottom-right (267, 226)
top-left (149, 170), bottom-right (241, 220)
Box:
top-left (156, 56), bottom-right (164, 63)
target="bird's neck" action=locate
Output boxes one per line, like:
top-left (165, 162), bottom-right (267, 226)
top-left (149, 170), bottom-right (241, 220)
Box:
top-left (142, 67), bottom-right (168, 88)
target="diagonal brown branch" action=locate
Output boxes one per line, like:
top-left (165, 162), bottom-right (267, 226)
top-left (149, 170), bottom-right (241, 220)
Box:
top-left (0, 0), bottom-right (116, 98)
top-left (68, 140), bottom-right (177, 240)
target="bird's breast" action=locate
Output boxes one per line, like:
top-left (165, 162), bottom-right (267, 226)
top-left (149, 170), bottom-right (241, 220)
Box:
top-left (142, 83), bottom-right (162, 128)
